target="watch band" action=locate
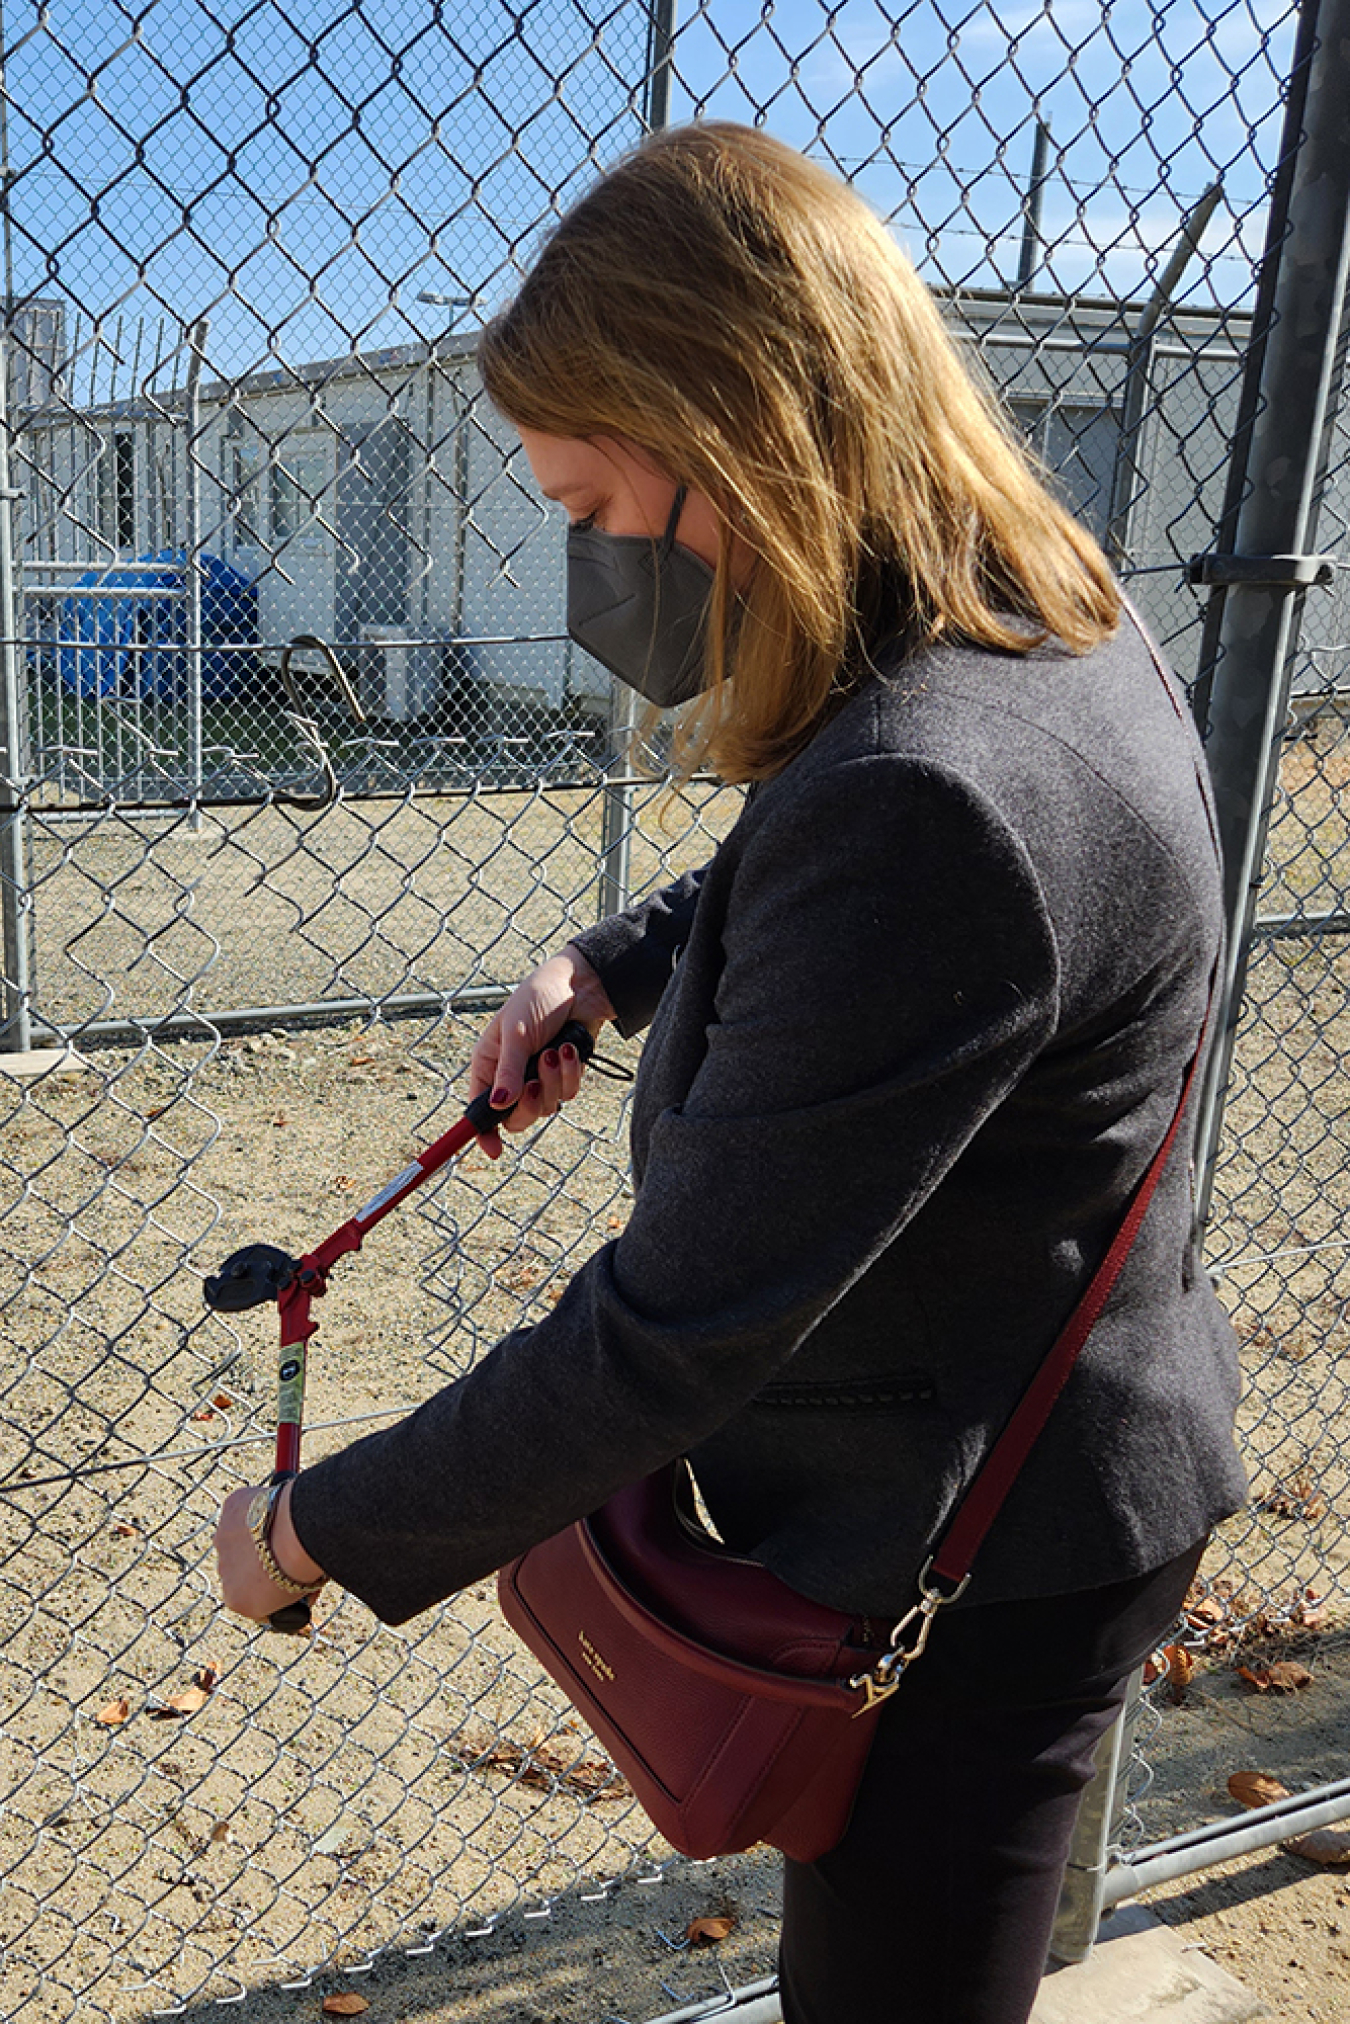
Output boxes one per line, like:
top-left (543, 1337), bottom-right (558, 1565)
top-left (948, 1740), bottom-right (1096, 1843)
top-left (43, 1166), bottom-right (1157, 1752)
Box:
top-left (247, 1480), bottom-right (324, 1597)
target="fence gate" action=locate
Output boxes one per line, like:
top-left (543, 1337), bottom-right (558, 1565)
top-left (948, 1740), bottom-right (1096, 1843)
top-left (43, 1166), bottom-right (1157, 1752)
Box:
top-left (0, 2), bottom-right (1347, 2020)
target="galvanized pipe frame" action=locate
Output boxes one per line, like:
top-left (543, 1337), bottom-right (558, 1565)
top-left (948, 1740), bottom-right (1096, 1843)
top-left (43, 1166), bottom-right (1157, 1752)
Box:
top-left (596, 0), bottom-right (678, 922)
top-left (1191, 0), bottom-right (1350, 1221)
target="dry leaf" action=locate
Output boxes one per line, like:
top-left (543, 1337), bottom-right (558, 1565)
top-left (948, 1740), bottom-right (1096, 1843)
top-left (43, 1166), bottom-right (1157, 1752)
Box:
top-left (606, 1215), bottom-right (623, 1231)
top-left (152, 1686), bottom-right (210, 1718)
top-left (449, 1728), bottom-right (630, 1801)
top-left (1283, 1826), bottom-right (1350, 1866)
top-left (348, 1054), bottom-right (377, 1068)
top-left (498, 1264), bottom-right (541, 1292)
top-left (1161, 1643), bottom-right (1195, 1704)
top-left (1256, 1474), bottom-right (1327, 1522)
top-left (1228, 1771), bottom-right (1291, 1809)
top-left (333, 1174), bottom-right (354, 1191)
top-left (191, 1406), bottom-right (216, 1421)
top-left (152, 1668), bottom-right (218, 1719)
top-left (1237, 1660), bottom-right (1314, 1694)
top-left (270, 1111), bottom-right (288, 1128)
top-left (212, 1393), bottom-right (233, 1410)
top-left (112, 1522), bottom-right (138, 1538)
top-left (209, 1821), bottom-right (231, 1843)
top-left (322, 1996), bottom-right (370, 2015)
top-left (96, 1698), bottom-right (130, 1726)
top-left (1142, 1647), bottom-right (1165, 1687)
top-left (1185, 1574), bottom-right (1328, 1649)
top-left (686, 1915), bottom-right (736, 1945)
top-left (1295, 1589), bottom-right (1326, 1632)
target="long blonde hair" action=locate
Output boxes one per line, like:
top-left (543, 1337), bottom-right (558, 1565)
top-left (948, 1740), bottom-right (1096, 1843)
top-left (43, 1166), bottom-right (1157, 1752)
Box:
top-left (479, 122), bottom-right (1120, 783)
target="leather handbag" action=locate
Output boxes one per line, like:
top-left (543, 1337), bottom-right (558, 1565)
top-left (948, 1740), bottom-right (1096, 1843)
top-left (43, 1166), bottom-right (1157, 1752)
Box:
top-left (500, 1460), bottom-right (885, 1860)
top-left (499, 1008), bottom-right (1212, 1864)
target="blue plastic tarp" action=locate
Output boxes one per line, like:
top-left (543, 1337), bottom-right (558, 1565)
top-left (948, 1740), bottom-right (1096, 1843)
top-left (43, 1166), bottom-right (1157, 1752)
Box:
top-left (56, 551), bottom-right (258, 703)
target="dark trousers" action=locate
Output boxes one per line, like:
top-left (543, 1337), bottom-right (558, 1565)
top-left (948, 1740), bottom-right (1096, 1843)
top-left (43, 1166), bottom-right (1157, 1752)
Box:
top-left (778, 1539), bottom-right (1206, 2024)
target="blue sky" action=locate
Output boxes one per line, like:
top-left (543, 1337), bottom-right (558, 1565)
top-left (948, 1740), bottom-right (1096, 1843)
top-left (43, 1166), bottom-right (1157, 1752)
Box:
top-left (0, 0), bottom-right (1301, 396)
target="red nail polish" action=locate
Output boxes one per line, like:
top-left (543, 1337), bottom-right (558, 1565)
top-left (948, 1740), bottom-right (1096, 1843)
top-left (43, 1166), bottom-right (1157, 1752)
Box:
top-left (492, 1086), bottom-right (512, 1107)
top-left (526, 1078), bottom-right (542, 1099)
top-left (542, 1049), bottom-right (560, 1070)
top-left (560, 1043), bottom-right (577, 1063)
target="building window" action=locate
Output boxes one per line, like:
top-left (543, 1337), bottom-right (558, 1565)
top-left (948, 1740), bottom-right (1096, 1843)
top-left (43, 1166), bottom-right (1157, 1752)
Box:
top-left (1008, 399), bottom-right (1120, 541)
top-left (272, 440), bottom-right (330, 544)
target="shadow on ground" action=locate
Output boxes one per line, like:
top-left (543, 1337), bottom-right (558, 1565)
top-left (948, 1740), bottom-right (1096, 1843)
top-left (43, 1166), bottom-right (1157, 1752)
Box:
top-left (144, 1849), bottom-right (783, 2024)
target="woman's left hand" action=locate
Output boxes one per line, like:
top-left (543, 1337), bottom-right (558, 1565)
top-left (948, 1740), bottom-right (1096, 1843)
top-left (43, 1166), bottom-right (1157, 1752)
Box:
top-left (215, 1479), bottom-right (327, 1622)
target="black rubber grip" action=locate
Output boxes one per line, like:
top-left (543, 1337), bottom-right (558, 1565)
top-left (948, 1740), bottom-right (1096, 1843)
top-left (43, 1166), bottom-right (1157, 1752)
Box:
top-left (462, 1019), bottom-right (596, 1135)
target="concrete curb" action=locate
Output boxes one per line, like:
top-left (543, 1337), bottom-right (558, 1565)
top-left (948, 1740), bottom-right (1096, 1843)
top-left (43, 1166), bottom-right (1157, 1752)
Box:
top-left (1034, 1905), bottom-right (1265, 2022)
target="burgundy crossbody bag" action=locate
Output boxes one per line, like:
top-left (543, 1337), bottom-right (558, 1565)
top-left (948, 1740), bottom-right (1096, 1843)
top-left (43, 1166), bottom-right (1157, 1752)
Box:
top-left (498, 1014), bottom-right (1208, 1864)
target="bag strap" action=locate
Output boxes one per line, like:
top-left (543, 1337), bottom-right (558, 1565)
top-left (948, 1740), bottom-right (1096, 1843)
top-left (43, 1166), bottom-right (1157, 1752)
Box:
top-left (850, 606), bottom-right (1218, 1713)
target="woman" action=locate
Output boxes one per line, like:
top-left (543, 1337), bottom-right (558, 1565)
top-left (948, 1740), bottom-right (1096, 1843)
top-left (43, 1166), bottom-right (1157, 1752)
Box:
top-left (217, 124), bottom-right (1246, 2023)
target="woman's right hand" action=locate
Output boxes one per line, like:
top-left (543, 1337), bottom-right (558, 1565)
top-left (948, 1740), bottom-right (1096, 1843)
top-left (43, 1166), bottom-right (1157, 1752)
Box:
top-left (467, 945), bottom-right (616, 1158)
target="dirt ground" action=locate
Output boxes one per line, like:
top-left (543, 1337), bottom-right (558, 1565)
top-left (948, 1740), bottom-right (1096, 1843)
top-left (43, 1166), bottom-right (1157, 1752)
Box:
top-left (1128, 1621), bottom-right (1350, 2024)
top-left (1, 742), bottom-right (1349, 2024)
top-left (0, 1008), bottom-right (1344, 2024)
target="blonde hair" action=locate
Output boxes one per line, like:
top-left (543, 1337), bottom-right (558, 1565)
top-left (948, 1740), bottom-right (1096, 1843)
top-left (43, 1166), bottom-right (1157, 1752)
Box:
top-left (479, 122), bottom-right (1120, 783)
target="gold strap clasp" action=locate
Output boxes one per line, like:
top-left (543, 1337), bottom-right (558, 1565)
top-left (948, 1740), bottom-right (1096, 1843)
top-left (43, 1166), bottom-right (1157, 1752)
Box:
top-left (848, 1558), bottom-right (971, 1717)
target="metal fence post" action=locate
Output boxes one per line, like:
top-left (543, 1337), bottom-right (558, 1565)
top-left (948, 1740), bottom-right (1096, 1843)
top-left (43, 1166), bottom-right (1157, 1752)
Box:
top-left (0, 404), bottom-right (30, 1053)
top-left (1191, 0), bottom-right (1350, 1222)
top-left (0, 1), bottom-right (30, 1051)
top-left (1105, 181), bottom-right (1224, 568)
top-left (185, 316), bottom-right (207, 818)
top-left (597, 0), bottom-right (678, 922)
top-left (1047, 1667), bottom-right (1145, 1964)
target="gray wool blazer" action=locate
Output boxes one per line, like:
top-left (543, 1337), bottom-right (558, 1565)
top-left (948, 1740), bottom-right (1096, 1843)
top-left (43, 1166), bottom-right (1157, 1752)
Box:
top-left (291, 614), bottom-right (1247, 1625)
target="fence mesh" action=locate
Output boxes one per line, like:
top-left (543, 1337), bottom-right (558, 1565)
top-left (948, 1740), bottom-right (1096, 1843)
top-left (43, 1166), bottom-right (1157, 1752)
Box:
top-left (0, 1), bottom-right (1344, 2018)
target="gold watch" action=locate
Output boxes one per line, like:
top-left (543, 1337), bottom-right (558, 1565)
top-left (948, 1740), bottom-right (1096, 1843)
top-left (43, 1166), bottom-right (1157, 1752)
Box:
top-left (246, 1481), bottom-right (324, 1597)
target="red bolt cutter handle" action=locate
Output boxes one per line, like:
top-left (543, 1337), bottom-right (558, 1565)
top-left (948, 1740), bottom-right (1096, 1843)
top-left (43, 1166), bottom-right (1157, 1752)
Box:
top-left (205, 1021), bottom-right (598, 1633)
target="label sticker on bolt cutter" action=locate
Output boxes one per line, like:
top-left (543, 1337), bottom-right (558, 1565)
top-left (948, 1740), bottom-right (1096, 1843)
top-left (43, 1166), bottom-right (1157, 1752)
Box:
top-left (277, 1344), bottom-right (307, 1423)
top-left (356, 1159), bottom-right (424, 1224)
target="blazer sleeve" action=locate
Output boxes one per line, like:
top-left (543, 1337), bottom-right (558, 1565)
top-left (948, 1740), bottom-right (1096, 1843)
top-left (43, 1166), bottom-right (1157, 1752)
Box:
top-left (570, 866), bottom-right (708, 1037)
top-left (289, 753), bottom-right (1061, 1623)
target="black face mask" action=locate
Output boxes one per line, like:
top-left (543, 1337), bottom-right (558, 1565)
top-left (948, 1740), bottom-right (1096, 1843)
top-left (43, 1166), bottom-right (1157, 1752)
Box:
top-left (566, 487), bottom-right (716, 707)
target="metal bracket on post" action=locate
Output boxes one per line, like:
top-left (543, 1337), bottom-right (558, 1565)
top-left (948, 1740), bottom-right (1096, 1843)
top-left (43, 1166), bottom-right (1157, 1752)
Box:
top-left (1187, 551), bottom-right (1338, 589)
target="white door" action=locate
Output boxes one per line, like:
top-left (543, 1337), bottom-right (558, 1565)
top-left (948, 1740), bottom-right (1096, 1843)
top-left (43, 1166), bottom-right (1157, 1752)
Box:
top-left (261, 430), bottom-right (338, 652)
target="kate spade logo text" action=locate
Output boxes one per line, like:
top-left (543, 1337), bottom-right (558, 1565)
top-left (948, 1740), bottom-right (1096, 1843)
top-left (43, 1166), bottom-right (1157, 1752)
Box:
top-left (577, 1630), bottom-right (615, 1684)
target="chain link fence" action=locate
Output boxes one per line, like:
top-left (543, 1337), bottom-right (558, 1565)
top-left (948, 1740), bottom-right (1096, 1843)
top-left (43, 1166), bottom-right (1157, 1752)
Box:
top-left (0, 1), bottom-right (1347, 2018)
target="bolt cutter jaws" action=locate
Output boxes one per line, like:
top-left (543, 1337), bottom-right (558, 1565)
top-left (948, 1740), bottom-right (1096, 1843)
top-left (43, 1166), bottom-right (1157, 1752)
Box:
top-left (204, 1242), bottom-right (299, 1313)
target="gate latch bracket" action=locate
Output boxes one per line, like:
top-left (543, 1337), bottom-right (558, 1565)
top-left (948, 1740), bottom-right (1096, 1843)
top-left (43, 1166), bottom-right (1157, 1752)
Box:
top-left (1188, 552), bottom-right (1339, 589)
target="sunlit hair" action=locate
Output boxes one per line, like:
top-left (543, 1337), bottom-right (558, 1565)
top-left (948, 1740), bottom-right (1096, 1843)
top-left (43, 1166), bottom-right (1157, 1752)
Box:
top-left (479, 122), bottom-right (1120, 783)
